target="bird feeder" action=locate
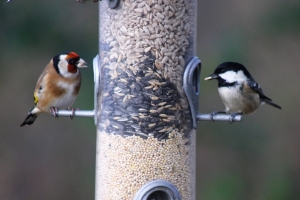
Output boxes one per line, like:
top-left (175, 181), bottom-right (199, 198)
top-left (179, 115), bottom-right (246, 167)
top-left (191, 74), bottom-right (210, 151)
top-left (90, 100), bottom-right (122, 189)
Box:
top-left (55, 1), bottom-right (242, 199)
top-left (95, 0), bottom-right (198, 199)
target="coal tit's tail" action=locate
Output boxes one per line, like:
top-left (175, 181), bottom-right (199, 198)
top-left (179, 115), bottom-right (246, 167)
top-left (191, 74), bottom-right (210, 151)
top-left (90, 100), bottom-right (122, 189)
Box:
top-left (264, 99), bottom-right (282, 110)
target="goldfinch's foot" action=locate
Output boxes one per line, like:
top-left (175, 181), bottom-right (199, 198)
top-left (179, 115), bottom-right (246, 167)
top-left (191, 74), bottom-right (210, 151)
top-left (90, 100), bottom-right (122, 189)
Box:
top-left (49, 107), bottom-right (59, 118)
top-left (68, 106), bottom-right (79, 120)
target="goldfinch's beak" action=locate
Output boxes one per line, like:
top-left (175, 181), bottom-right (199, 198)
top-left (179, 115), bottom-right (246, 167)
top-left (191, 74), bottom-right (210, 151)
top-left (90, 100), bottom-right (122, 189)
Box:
top-left (204, 74), bottom-right (219, 80)
top-left (77, 58), bottom-right (88, 68)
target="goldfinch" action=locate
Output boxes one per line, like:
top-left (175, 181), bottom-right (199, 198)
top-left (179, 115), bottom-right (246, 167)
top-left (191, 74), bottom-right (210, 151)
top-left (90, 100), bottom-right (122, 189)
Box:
top-left (20, 52), bottom-right (88, 127)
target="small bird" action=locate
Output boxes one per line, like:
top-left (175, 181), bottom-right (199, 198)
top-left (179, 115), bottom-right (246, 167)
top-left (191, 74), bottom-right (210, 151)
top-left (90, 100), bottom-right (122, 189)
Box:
top-left (205, 62), bottom-right (281, 121)
top-left (20, 52), bottom-right (88, 127)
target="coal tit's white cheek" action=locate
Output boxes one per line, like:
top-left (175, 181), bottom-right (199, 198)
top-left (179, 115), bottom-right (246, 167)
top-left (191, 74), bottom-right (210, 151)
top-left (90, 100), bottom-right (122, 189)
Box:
top-left (235, 70), bottom-right (248, 82)
top-left (219, 70), bottom-right (247, 83)
top-left (219, 71), bottom-right (236, 83)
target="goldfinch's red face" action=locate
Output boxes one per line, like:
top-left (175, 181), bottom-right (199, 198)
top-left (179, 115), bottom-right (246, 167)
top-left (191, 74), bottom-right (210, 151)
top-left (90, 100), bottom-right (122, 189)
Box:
top-left (54, 52), bottom-right (88, 78)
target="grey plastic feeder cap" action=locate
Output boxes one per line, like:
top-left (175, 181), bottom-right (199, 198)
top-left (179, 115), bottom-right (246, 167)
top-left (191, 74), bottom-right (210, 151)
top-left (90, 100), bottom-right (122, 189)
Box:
top-left (134, 180), bottom-right (182, 200)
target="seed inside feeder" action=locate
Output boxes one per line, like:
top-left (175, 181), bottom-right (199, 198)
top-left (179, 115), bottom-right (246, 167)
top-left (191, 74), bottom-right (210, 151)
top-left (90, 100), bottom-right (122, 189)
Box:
top-left (97, 0), bottom-right (197, 199)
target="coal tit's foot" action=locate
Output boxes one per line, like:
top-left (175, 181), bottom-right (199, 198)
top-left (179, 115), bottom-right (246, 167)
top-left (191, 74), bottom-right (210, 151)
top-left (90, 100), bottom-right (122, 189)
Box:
top-left (68, 106), bottom-right (79, 120)
top-left (49, 107), bottom-right (59, 118)
top-left (210, 111), bottom-right (226, 122)
top-left (229, 112), bottom-right (242, 124)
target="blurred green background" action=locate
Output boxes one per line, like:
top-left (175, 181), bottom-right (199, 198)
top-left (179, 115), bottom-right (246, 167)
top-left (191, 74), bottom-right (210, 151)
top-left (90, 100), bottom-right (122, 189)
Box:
top-left (1, 0), bottom-right (299, 199)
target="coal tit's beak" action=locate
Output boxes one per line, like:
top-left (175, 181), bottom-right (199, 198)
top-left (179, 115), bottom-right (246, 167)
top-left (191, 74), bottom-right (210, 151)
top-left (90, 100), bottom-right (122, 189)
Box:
top-left (204, 74), bottom-right (219, 80)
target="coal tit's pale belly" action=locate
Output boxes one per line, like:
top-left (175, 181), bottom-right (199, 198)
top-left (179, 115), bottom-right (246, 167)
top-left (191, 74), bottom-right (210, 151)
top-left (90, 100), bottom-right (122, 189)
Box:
top-left (218, 87), bottom-right (260, 114)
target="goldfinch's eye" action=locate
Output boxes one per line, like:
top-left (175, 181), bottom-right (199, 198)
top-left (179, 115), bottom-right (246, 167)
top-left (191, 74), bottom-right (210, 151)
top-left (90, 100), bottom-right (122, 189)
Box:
top-left (67, 58), bottom-right (77, 65)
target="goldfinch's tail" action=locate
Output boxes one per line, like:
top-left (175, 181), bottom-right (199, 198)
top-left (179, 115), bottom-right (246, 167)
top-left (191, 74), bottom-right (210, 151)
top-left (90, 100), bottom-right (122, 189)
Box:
top-left (20, 113), bottom-right (38, 127)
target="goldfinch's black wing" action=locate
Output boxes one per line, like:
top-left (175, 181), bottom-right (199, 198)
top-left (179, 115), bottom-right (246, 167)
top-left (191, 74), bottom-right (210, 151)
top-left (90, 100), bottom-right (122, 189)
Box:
top-left (20, 113), bottom-right (38, 127)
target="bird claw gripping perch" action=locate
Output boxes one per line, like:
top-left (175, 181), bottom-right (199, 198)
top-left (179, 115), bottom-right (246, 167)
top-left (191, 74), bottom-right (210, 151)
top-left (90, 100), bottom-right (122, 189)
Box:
top-left (68, 106), bottom-right (79, 120)
top-left (49, 107), bottom-right (59, 118)
top-left (229, 113), bottom-right (242, 124)
top-left (208, 111), bottom-right (241, 124)
top-left (182, 56), bottom-right (243, 128)
top-left (209, 111), bottom-right (225, 122)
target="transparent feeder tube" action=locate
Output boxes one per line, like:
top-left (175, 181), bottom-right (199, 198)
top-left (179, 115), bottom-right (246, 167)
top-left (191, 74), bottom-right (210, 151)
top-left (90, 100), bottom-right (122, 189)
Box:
top-left (96, 0), bottom-right (197, 199)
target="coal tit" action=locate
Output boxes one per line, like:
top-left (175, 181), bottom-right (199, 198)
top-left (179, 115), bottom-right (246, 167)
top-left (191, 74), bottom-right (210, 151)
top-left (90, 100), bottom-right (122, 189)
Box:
top-left (205, 62), bottom-right (281, 120)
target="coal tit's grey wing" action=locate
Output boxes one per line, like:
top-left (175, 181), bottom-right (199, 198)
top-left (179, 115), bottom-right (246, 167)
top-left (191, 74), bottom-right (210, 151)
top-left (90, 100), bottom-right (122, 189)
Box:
top-left (247, 79), bottom-right (282, 109)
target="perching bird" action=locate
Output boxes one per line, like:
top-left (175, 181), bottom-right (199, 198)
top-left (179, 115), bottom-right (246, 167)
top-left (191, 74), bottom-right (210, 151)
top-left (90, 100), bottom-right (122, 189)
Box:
top-left (205, 62), bottom-right (281, 121)
top-left (20, 52), bottom-right (88, 127)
